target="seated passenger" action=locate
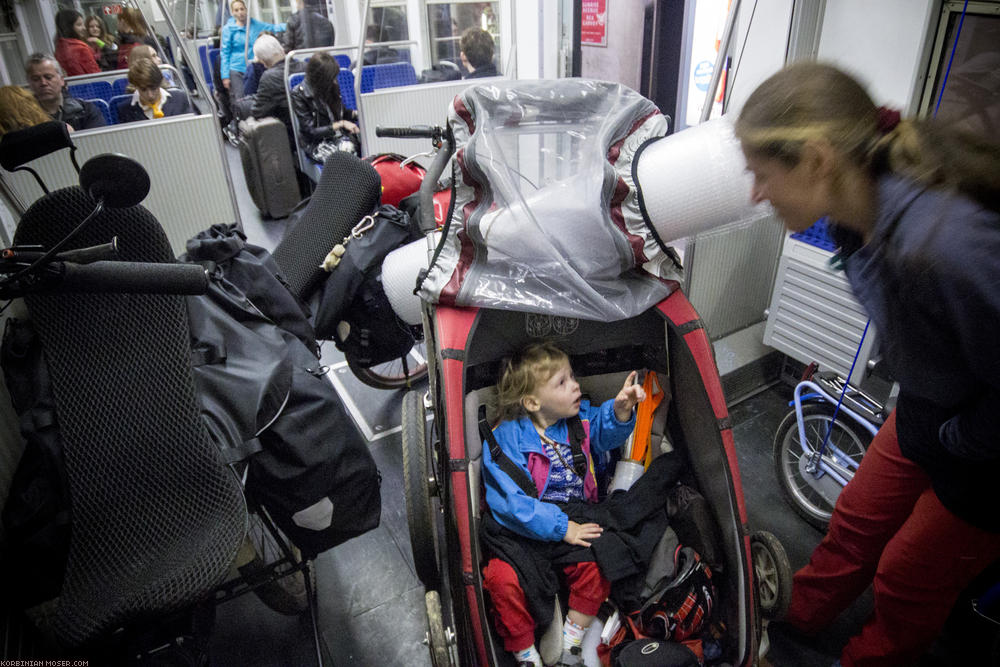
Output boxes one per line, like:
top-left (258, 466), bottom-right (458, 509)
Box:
top-left (116, 7), bottom-right (159, 70)
top-left (0, 85), bottom-right (56, 136)
top-left (126, 44), bottom-right (176, 87)
top-left (25, 53), bottom-right (105, 131)
top-left (460, 27), bottom-right (498, 79)
top-left (53, 8), bottom-right (101, 76)
top-left (291, 52), bottom-right (359, 161)
top-left (283, 0), bottom-right (335, 51)
top-left (234, 34), bottom-right (303, 129)
top-left (84, 14), bottom-right (119, 72)
top-left (117, 58), bottom-right (192, 123)
top-left (480, 343), bottom-right (645, 667)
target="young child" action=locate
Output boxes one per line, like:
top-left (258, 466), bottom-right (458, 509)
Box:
top-left (481, 342), bottom-right (646, 667)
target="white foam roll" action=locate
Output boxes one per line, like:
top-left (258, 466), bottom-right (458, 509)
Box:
top-left (382, 233), bottom-right (438, 326)
top-left (635, 116), bottom-right (766, 243)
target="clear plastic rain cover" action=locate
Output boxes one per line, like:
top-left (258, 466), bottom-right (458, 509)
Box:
top-left (417, 79), bottom-right (683, 322)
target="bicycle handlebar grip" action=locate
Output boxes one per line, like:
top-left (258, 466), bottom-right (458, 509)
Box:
top-left (375, 125), bottom-right (438, 138)
top-left (60, 261), bottom-right (209, 295)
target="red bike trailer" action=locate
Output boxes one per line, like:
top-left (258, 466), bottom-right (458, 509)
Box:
top-left (402, 287), bottom-right (790, 667)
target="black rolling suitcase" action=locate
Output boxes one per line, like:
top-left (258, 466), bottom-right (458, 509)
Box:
top-left (238, 116), bottom-right (300, 219)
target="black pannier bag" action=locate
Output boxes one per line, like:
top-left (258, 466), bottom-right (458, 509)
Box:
top-left (0, 318), bottom-right (72, 609)
top-left (181, 224), bottom-right (381, 558)
top-left (312, 204), bottom-right (423, 367)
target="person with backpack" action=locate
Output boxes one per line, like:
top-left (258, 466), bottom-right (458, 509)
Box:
top-left (735, 61), bottom-right (1000, 667)
top-left (480, 343), bottom-right (645, 667)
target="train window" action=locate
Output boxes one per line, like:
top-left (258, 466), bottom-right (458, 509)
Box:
top-left (363, 2), bottom-right (410, 65)
top-left (920, 1), bottom-right (1000, 137)
top-left (426, 1), bottom-right (499, 66)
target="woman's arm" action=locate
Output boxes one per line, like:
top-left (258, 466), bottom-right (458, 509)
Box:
top-left (219, 24), bottom-right (232, 80)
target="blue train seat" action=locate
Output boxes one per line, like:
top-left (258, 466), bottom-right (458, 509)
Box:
top-left (68, 80), bottom-right (113, 102)
top-left (109, 94), bottom-right (132, 124)
top-left (287, 70), bottom-right (356, 111)
top-left (112, 77), bottom-right (129, 96)
top-left (360, 62), bottom-right (417, 93)
top-left (87, 98), bottom-right (112, 126)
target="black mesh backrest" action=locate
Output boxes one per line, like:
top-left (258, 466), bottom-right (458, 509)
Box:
top-left (12, 188), bottom-right (246, 647)
top-left (272, 151), bottom-right (381, 300)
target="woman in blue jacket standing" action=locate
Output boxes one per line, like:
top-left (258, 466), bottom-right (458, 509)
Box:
top-left (219, 0), bottom-right (284, 120)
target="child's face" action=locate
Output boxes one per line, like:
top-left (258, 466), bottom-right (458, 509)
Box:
top-left (525, 359), bottom-right (581, 425)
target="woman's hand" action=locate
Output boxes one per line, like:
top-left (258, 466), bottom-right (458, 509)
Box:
top-left (614, 371), bottom-right (646, 422)
top-left (222, 78), bottom-right (230, 90)
top-left (332, 120), bottom-right (359, 134)
top-left (563, 521), bottom-right (602, 547)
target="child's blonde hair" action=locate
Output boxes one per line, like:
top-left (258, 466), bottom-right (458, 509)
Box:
top-left (496, 342), bottom-right (569, 421)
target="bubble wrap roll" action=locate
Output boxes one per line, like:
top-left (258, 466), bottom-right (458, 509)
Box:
top-left (635, 116), bottom-right (765, 243)
top-left (381, 234), bottom-right (437, 326)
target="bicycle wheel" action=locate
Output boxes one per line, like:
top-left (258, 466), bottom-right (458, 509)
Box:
top-left (424, 590), bottom-right (455, 667)
top-left (751, 530), bottom-right (792, 621)
top-left (238, 509), bottom-right (315, 616)
top-left (346, 339), bottom-right (429, 390)
top-left (402, 389), bottom-right (442, 589)
top-left (772, 403), bottom-right (871, 530)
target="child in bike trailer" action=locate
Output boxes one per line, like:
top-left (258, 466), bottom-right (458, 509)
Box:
top-left (480, 342), bottom-right (645, 667)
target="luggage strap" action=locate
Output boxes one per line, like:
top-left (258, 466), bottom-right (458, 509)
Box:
top-left (478, 405), bottom-right (587, 499)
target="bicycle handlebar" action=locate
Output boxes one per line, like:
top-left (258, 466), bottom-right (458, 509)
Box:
top-left (59, 261), bottom-right (208, 294)
top-left (375, 125), bottom-right (441, 139)
top-left (0, 260), bottom-right (209, 298)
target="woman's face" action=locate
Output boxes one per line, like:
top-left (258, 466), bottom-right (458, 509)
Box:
top-left (73, 16), bottom-right (87, 39)
top-left (138, 86), bottom-right (160, 107)
top-left (87, 19), bottom-right (101, 37)
top-left (742, 148), bottom-right (828, 232)
top-left (231, 3), bottom-right (248, 23)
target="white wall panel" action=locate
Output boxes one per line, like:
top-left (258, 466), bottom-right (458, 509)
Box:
top-left (359, 77), bottom-right (503, 159)
top-left (1, 115), bottom-right (237, 257)
top-left (817, 0), bottom-right (937, 112)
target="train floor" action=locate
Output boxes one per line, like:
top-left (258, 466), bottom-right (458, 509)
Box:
top-left (212, 144), bottom-right (984, 667)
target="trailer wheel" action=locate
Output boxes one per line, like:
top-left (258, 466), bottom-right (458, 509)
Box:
top-left (425, 590), bottom-right (455, 667)
top-left (751, 530), bottom-right (792, 621)
top-left (403, 389), bottom-right (441, 589)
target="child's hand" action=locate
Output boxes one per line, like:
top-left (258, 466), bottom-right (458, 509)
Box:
top-left (563, 521), bottom-right (602, 547)
top-left (614, 371), bottom-right (646, 422)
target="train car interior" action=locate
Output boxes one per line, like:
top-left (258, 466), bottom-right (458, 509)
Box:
top-left (1, 0), bottom-right (999, 665)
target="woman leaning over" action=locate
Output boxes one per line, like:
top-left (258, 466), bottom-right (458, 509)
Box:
top-left (735, 61), bottom-right (1000, 667)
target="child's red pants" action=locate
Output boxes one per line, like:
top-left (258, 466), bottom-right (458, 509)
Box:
top-left (482, 558), bottom-right (610, 652)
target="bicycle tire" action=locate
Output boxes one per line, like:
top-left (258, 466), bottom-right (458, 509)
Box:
top-left (346, 340), bottom-right (429, 390)
top-left (772, 404), bottom-right (871, 530)
top-left (239, 510), bottom-right (316, 616)
top-left (402, 389), bottom-right (442, 589)
top-left (751, 530), bottom-right (792, 621)
top-left (425, 590), bottom-right (454, 667)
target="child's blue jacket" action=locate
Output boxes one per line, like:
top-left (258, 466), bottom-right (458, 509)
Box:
top-left (482, 398), bottom-right (634, 542)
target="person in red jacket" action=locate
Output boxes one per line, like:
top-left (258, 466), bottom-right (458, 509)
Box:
top-left (53, 9), bottom-right (100, 76)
